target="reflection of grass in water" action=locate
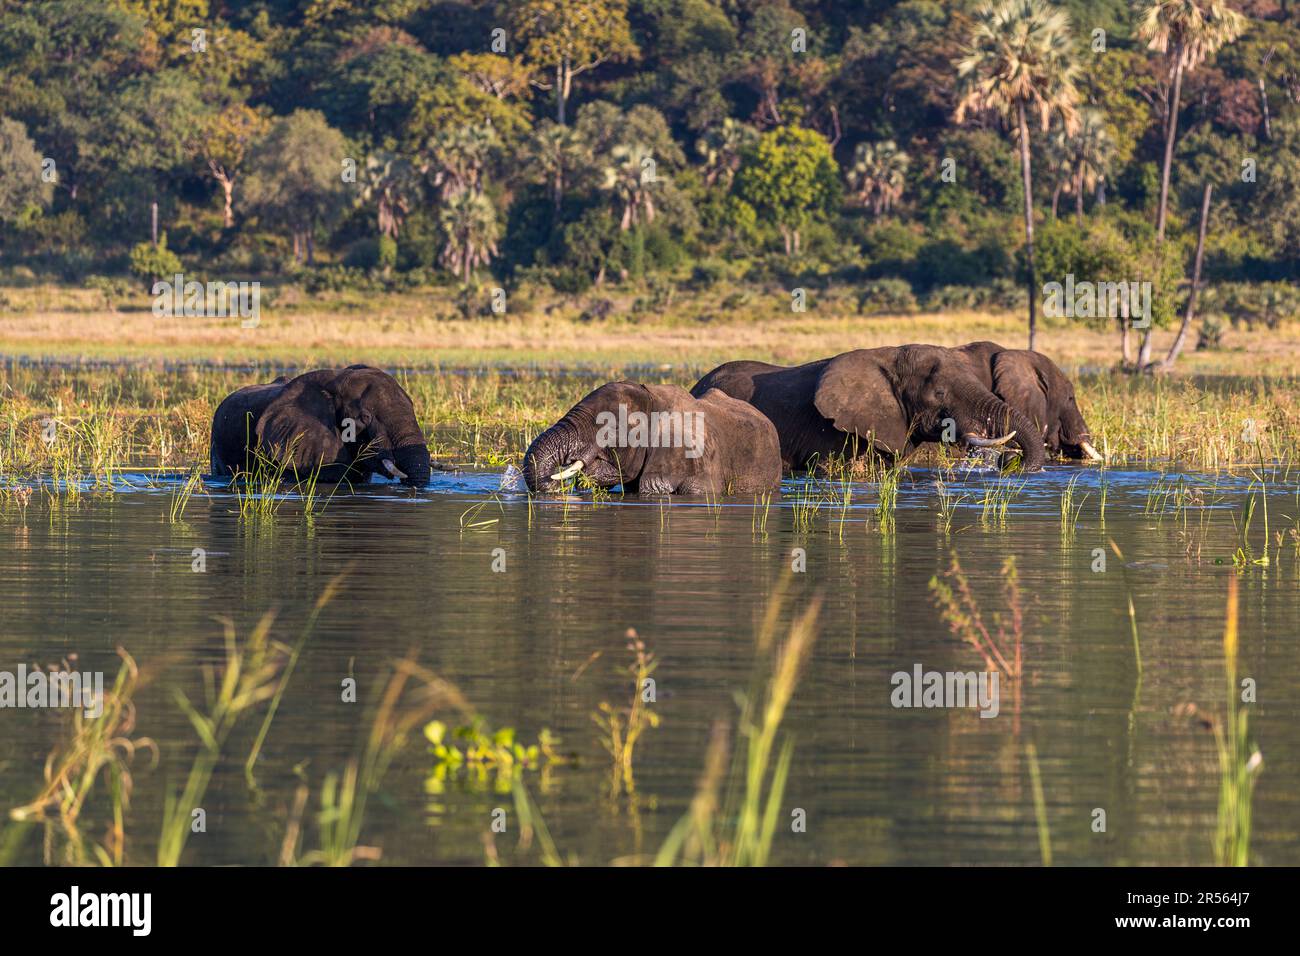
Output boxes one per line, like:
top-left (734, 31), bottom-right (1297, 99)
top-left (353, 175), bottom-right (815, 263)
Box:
top-left (1230, 482), bottom-right (1271, 568)
top-left (1025, 743), bottom-right (1052, 867)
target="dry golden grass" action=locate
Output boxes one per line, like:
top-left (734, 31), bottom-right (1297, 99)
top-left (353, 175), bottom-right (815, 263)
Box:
top-left (3, 283), bottom-right (1300, 374)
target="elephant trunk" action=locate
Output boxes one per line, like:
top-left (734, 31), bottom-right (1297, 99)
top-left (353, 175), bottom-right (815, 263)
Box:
top-left (523, 413), bottom-right (591, 492)
top-left (964, 389), bottom-right (1046, 472)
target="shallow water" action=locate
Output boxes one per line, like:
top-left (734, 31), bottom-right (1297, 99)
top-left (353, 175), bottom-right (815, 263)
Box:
top-left (1, 462), bottom-right (1298, 865)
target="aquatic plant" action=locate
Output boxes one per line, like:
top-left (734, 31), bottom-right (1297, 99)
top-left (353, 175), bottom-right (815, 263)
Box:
top-left (656, 579), bottom-right (822, 867)
top-left (7, 650), bottom-right (156, 867)
top-left (591, 630), bottom-right (660, 800)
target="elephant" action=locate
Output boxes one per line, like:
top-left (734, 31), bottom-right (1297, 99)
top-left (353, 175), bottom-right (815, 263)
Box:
top-left (955, 341), bottom-right (1104, 461)
top-left (522, 381), bottom-right (782, 495)
top-left (209, 365), bottom-right (432, 485)
top-left (690, 344), bottom-right (1046, 472)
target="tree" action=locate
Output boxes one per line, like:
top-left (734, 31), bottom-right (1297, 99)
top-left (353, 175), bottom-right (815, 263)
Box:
top-left (439, 189), bottom-right (499, 283)
top-left (734, 125), bottom-right (839, 255)
top-left (846, 139), bottom-right (911, 216)
top-left (511, 0), bottom-right (639, 124)
top-left (527, 120), bottom-right (587, 210)
top-left (601, 143), bottom-right (662, 230)
top-left (955, 0), bottom-right (1081, 351)
top-left (696, 118), bottom-right (758, 188)
top-left (360, 151), bottom-right (422, 238)
top-left (1134, 0), bottom-right (1245, 368)
top-left (0, 117), bottom-right (51, 224)
top-left (423, 123), bottom-right (499, 201)
top-left (1050, 107), bottom-right (1114, 223)
top-left (242, 111), bottom-right (352, 264)
top-left (196, 104), bottom-right (269, 228)
top-left (1135, 0), bottom-right (1246, 241)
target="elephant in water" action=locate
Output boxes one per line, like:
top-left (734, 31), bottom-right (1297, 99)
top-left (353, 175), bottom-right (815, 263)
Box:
top-left (691, 344), bottom-right (1046, 472)
top-left (522, 381), bottom-right (782, 495)
top-left (955, 341), bottom-right (1104, 462)
top-left (209, 365), bottom-right (432, 485)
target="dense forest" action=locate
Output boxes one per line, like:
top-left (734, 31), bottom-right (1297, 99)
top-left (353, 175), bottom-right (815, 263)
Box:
top-left (1, 1), bottom-right (1298, 360)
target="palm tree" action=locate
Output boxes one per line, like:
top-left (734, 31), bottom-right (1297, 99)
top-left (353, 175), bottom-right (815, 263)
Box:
top-left (528, 120), bottom-right (587, 211)
top-left (956, 0), bottom-right (1081, 351)
top-left (360, 152), bottom-right (421, 238)
top-left (845, 140), bottom-right (911, 216)
top-left (696, 119), bottom-right (758, 188)
top-left (1134, 0), bottom-right (1245, 368)
top-left (425, 123), bottom-right (499, 201)
top-left (1065, 108), bottom-right (1114, 223)
top-left (1135, 0), bottom-right (1246, 242)
top-left (600, 143), bottom-right (661, 231)
top-left (439, 190), bottom-right (500, 284)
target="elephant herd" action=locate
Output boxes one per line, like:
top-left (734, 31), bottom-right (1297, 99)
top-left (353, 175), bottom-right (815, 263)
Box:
top-left (209, 342), bottom-right (1101, 495)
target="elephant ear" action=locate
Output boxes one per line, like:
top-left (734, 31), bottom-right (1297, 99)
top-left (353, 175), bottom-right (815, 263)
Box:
top-left (812, 350), bottom-right (909, 455)
top-left (991, 351), bottom-right (1050, 433)
top-left (255, 377), bottom-right (345, 471)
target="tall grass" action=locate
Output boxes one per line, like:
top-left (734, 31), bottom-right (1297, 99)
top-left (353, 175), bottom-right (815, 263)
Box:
top-left (656, 579), bottom-right (821, 867)
top-left (1213, 577), bottom-right (1263, 867)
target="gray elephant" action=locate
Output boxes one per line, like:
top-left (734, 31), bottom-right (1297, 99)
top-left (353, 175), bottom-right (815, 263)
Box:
top-left (523, 381), bottom-right (782, 495)
top-left (955, 341), bottom-right (1103, 461)
top-left (691, 343), bottom-right (1046, 471)
top-left (209, 365), bottom-right (432, 485)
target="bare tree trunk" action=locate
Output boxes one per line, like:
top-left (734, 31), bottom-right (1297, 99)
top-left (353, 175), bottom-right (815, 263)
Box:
top-left (1017, 103), bottom-right (1039, 352)
top-left (1155, 55), bottom-right (1185, 242)
top-left (1075, 165), bottom-right (1085, 224)
top-left (556, 62), bottom-right (567, 125)
top-left (220, 177), bottom-right (234, 228)
top-left (1162, 183), bottom-right (1213, 372)
top-left (1259, 76), bottom-right (1272, 140)
top-left (1051, 181), bottom-right (1063, 219)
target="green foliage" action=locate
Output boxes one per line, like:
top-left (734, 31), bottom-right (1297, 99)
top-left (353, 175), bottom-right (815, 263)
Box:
top-left (734, 126), bottom-right (839, 253)
top-left (128, 233), bottom-right (182, 285)
top-left (0, 0), bottom-right (1297, 297)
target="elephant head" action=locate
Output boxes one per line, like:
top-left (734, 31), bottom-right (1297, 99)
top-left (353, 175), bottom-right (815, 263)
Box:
top-left (248, 365), bottom-right (430, 485)
top-left (958, 342), bottom-right (1103, 462)
top-left (522, 382), bottom-right (664, 493)
top-left (813, 345), bottom-right (1047, 471)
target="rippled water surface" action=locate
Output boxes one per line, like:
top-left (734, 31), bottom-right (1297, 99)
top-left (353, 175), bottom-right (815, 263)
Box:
top-left (2, 463), bottom-right (1298, 865)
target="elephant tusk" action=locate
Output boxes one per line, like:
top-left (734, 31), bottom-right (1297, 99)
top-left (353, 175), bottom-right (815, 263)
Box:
top-left (549, 460), bottom-right (584, 481)
top-left (1080, 440), bottom-right (1105, 462)
top-left (964, 431), bottom-right (1017, 448)
top-left (381, 459), bottom-right (408, 480)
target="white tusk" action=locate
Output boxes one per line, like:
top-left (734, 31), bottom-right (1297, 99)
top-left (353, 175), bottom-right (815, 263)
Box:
top-left (964, 431), bottom-right (1017, 448)
top-left (549, 460), bottom-right (584, 481)
top-left (382, 459), bottom-right (408, 480)
top-left (1080, 440), bottom-right (1105, 462)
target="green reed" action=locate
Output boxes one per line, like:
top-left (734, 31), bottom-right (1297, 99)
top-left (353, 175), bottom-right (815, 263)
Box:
top-left (656, 577), bottom-right (821, 867)
top-left (1213, 578), bottom-right (1262, 867)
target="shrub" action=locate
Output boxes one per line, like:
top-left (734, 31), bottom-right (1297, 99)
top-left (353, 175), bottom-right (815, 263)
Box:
top-left (128, 233), bottom-right (183, 288)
